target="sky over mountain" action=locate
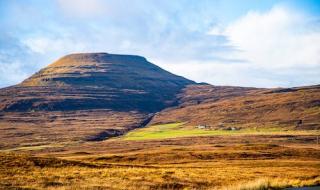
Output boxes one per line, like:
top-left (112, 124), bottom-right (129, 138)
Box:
top-left (0, 0), bottom-right (319, 88)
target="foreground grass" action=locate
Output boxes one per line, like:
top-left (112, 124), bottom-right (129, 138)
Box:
top-left (220, 178), bottom-right (320, 190)
top-left (0, 134), bottom-right (320, 190)
top-left (1, 133), bottom-right (319, 189)
top-left (0, 152), bottom-right (319, 190)
top-left (122, 123), bottom-right (320, 140)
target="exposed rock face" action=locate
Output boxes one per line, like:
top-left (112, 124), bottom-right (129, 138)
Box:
top-left (0, 53), bottom-right (194, 112)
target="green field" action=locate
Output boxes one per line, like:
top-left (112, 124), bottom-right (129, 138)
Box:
top-left (121, 123), bottom-right (319, 140)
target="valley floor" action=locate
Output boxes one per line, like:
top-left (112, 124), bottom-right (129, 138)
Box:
top-left (0, 131), bottom-right (320, 190)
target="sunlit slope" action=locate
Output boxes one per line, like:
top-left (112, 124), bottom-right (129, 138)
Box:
top-left (151, 84), bottom-right (320, 130)
top-left (122, 122), bottom-right (320, 140)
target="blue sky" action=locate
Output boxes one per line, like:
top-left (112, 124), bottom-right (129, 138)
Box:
top-left (0, 0), bottom-right (319, 88)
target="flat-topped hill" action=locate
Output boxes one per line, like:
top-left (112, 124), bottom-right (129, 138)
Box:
top-left (21, 53), bottom-right (193, 89)
top-left (1, 53), bottom-right (194, 112)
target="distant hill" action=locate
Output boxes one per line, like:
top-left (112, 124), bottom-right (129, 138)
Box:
top-left (0, 53), bottom-right (319, 149)
top-left (150, 84), bottom-right (320, 130)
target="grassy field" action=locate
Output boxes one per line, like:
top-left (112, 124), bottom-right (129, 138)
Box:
top-left (122, 123), bottom-right (320, 140)
top-left (1, 123), bottom-right (320, 189)
top-left (1, 141), bottom-right (319, 190)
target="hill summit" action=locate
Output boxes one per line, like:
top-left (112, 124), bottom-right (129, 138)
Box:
top-left (21, 53), bottom-right (193, 89)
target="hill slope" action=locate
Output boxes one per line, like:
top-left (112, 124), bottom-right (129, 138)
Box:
top-left (150, 84), bottom-right (320, 130)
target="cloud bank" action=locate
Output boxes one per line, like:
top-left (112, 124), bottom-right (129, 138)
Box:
top-left (0, 1), bottom-right (319, 88)
top-left (163, 5), bottom-right (320, 87)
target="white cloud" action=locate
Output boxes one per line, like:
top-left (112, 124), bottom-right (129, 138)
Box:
top-left (156, 6), bottom-right (320, 88)
top-left (0, 34), bottom-right (43, 87)
top-left (154, 59), bottom-right (286, 87)
top-left (0, 61), bottom-right (30, 87)
top-left (22, 37), bottom-right (87, 54)
top-left (223, 6), bottom-right (320, 69)
top-left (203, 6), bottom-right (320, 87)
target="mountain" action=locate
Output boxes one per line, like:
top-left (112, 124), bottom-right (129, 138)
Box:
top-left (0, 53), bottom-right (319, 149)
top-left (0, 53), bottom-right (194, 148)
top-left (2, 53), bottom-right (194, 112)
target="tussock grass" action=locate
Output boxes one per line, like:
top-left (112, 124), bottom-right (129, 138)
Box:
top-left (1, 134), bottom-right (319, 190)
top-left (219, 177), bottom-right (320, 190)
top-left (1, 152), bottom-right (319, 190)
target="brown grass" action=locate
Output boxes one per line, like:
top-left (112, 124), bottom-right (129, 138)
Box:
top-left (151, 85), bottom-right (320, 131)
top-left (1, 134), bottom-right (319, 190)
top-left (219, 177), bottom-right (320, 190)
top-left (0, 110), bottom-right (148, 149)
top-left (0, 156), bottom-right (319, 190)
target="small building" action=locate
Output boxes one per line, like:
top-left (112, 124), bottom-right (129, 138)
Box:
top-left (224, 126), bottom-right (239, 131)
top-left (196, 125), bottom-right (207, 129)
top-left (232, 127), bottom-right (240, 131)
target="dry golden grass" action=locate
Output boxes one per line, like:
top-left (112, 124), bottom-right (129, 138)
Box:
top-left (151, 85), bottom-right (320, 131)
top-left (218, 177), bottom-right (320, 190)
top-left (1, 134), bottom-right (319, 190)
top-left (1, 157), bottom-right (319, 190)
